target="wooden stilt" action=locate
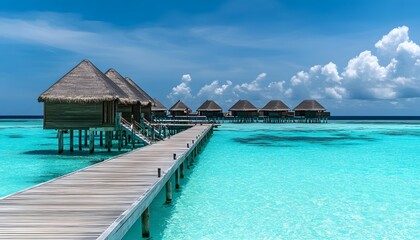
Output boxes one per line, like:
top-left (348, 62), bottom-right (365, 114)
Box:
top-left (165, 180), bottom-right (172, 203)
top-left (131, 128), bottom-right (135, 149)
top-left (180, 163), bottom-right (184, 178)
top-left (100, 131), bottom-right (103, 147)
top-left (141, 207), bottom-right (150, 238)
top-left (89, 130), bottom-right (94, 153)
top-left (78, 130), bottom-right (82, 150)
top-left (118, 130), bottom-right (122, 151)
top-left (58, 130), bottom-right (64, 154)
top-left (84, 130), bottom-right (88, 146)
top-left (175, 169), bottom-right (180, 189)
top-left (107, 131), bottom-right (111, 152)
top-left (69, 130), bottom-right (74, 152)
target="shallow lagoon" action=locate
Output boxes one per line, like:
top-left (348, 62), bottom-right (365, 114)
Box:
top-left (125, 121), bottom-right (419, 239)
top-left (0, 119), bottom-right (130, 197)
top-left (0, 120), bottom-right (418, 239)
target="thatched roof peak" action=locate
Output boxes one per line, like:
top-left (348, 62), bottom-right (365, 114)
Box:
top-left (294, 100), bottom-right (326, 111)
top-left (197, 100), bottom-right (223, 111)
top-left (261, 100), bottom-right (290, 111)
top-left (229, 100), bottom-right (258, 111)
top-left (124, 77), bottom-right (154, 106)
top-left (169, 100), bottom-right (190, 111)
top-left (105, 69), bottom-right (149, 105)
top-left (152, 98), bottom-right (167, 111)
top-left (38, 59), bottom-right (130, 104)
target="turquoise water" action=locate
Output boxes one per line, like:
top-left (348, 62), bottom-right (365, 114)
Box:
top-left (124, 121), bottom-right (419, 239)
top-left (0, 120), bottom-right (419, 239)
top-left (0, 119), bottom-right (131, 197)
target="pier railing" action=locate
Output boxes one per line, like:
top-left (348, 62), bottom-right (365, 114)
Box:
top-left (120, 117), bottom-right (153, 145)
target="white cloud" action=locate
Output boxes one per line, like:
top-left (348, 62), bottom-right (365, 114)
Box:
top-left (375, 26), bottom-right (409, 54)
top-left (182, 74), bottom-right (192, 82)
top-left (343, 51), bottom-right (389, 80)
top-left (397, 40), bottom-right (420, 57)
top-left (168, 74), bottom-right (193, 99)
top-left (197, 80), bottom-right (232, 97)
top-left (233, 72), bottom-right (267, 93)
top-left (286, 62), bottom-right (346, 99)
top-left (321, 62), bottom-right (342, 83)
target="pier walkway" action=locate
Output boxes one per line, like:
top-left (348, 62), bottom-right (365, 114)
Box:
top-left (0, 125), bottom-right (213, 239)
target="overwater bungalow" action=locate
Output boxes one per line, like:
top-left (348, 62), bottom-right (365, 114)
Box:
top-left (260, 100), bottom-right (291, 117)
top-left (105, 69), bottom-right (152, 122)
top-left (38, 59), bottom-right (130, 153)
top-left (293, 99), bottom-right (330, 123)
top-left (197, 100), bottom-right (223, 118)
top-left (124, 77), bottom-right (155, 121)
top-left (229, 100), bottom-right (259, 119)
top-left (260, 100), bottom-right (293, 122)
top-left (151, 98), bottom-right (168, 118)
top-left (169, 100), bottom-right (191, 117)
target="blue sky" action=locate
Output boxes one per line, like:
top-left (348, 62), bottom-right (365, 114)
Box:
top-left (1, 0), bottom-right (420, 115)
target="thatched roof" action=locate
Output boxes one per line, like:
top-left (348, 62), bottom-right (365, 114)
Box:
top-left (229, 100), bottom-right (258, 111)
top-left (124, 77), bottom-right (154, 106)
top-left (293, 100), bottom-right (326, 111)
top-left (261, 100), bottom-right (290, 111)
top-left (38, 60), bottom-right (130, 103)
top-left (105, 69), bottom-right (149, 105)
top-left (169, 100), bottom-right (190, 111)
top-left (152, 98), bottom-right (167, 111)
top-left (197, 100), bottom-right (223, 112)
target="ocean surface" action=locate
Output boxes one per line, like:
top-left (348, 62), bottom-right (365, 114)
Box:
top-left (0, 119), bottom-right (419, 239)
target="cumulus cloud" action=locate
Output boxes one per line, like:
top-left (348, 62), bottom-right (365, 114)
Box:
top-left (198, 80), bottom-right (232, 96)
top-left (167, 74), bottom-right (193, 99)
top-left (233, 72), bottom-right (267, 93)
top-left (375, 26), bottom-right (410, 54)
top-left (284, 62), bottom-right (346, 99)
top-left (281, 26), bottom-right (420, 100)
top-left (182, 74), bottom-right (192, 82)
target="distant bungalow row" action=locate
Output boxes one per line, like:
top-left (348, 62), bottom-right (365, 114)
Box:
top-left (39, 59), bottom-right (330, 153)
top-left (153, 99), bottom-right (330, 123)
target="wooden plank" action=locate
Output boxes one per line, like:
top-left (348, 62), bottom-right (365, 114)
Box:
top-left (0, 125), bottom-right (213, 240)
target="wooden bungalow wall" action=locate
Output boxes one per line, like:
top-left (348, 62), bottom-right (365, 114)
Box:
top-left (141, 104), bottom-right (152, 121)
top-left (231, 111), bottom-right (259, 118)
top-left (198, 111), bottom-right (223, 117)
top-left (152, 111), bottom-right (167, 118)
top-left (44, 102), bottom-right (116, 129)
top-left (170, 110), bottom-right (188, 117)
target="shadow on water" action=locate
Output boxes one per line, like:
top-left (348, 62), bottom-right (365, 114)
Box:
top-left (233, 134), bottom-right (376, 147)
top-left (7, 134), bottom-right (25, 138)
top-left (378, 130), bottom-right (420, 137)
top-left (30, 172), bottom-right (68, 185)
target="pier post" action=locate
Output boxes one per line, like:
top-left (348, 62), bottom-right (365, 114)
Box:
top-left (118, 130), bottom-right (122, 151)
top-left (84, 130), bottom-right (88, 146)
top-left (58, 130), bottom-right (64, 154)
top-left (107, 131), bottom-right (112, 152)
top-left (69, 129), bottom-right (74, 152)
top-left (166, 180), bottom-right (172, 203)
top-left (78, 130), bottom-right (82, 150)
top-left (175, 169), bottom-right (180, 189)
top-left (180, 163), bottom-right (185, 178)
top-left (100, 131), bottom-right (103, 147)
top-left (89, 130), bottom-right (94, 153)
top-left (141, 207), bottom-right (150, 238)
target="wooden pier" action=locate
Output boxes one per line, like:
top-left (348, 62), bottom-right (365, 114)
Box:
top-left (0, 125), bottom-right (214, 239)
